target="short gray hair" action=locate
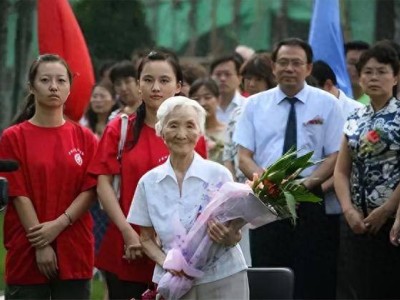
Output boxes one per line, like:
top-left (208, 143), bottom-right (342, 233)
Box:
top-left (155, 96), bottom-right (206, 136)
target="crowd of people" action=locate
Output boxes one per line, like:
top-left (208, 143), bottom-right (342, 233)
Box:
top-left (0, 36), bottom-right (400, 300)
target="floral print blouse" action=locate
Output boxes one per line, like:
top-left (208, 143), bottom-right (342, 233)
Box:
top-left (205, 129), bottom-right (226, 165)
top-left (222, 106), bottom-right (247, 183)
top-left (344, 97), bottom-right (400, 213)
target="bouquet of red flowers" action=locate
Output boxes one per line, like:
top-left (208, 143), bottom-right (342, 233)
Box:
top-left (250, 146), bottom-right (322, 224)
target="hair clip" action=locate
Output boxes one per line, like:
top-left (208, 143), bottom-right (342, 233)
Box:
top-left (148, 51), bottom-right (158, 58)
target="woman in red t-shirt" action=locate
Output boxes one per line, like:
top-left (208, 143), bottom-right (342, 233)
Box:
top-left (89, 51), bottom-right (207, 299)
top-left (0, 54), bottom-right (97, 299)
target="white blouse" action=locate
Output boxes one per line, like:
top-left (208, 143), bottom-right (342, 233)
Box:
top-left (127, 152), bottom-right (247, 284)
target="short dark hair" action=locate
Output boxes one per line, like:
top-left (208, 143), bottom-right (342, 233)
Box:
top-left (110, 60), bottom-right (137, 84)
top-left (180, 62), bottom-right (207, 85)
top-left (109, 60), bottom-right (137, 84)
top-left (344, 41), bottom-right (370, 55)
top-left (271, 38), bottom-right (313, 64)
top-left (378, 39), bottom-right (400, 59)
top-left (209, 54), bottom-right (242, 75)
top-left (189, 77), bottom-right (220, 98)
top-left (311, 60), bottom-right (337, 87)
top-left (356, 42), bottom-right (400, 76)
top-left (305, 75), bottom-right (319, 87)
top-left (240, 53), bottom-right (276, 89)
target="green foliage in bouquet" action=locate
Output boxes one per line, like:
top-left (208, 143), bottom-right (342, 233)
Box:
top-left (251, 147), bottom-right (322, 224)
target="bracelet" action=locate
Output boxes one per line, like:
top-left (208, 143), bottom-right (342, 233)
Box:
top-left (63, 211), bottom-right (73, 226)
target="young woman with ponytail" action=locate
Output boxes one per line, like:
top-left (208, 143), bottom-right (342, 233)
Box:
top-left (88, 51), bottom-right (207, 299)
top-left (0, 54), bottom-right (98, 299)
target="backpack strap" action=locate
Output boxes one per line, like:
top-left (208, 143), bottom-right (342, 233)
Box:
top-left (117, 113), bottom-right (129, 161)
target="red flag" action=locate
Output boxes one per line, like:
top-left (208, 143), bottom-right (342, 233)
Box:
top-left (38, 0), bottom-right (94, 121)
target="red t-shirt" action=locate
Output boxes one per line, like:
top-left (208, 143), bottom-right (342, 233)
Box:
top-left (88, 115), bottom-right (207, 282)
top-left (0, 121), bottom-right (98, 284)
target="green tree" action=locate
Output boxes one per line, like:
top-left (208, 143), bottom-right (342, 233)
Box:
top-left (72, 0), bottom-right (153, 68)
top-left (0, 0), bottom-right (36, 131)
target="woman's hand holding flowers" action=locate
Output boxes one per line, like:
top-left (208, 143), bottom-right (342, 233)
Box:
top-left (167, 269), bottom-right (194, 279)
top-left (207, 219), bottom-right (242, 247)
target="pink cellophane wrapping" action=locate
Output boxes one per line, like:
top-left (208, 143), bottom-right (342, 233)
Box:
top-left (157, 182), bottom-right (278, 299)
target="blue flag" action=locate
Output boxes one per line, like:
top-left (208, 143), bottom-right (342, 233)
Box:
top-left (309, 0), bottom-right (353, 97)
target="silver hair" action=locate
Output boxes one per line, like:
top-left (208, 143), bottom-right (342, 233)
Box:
top-left (155, 96), bottom-right (206, 137)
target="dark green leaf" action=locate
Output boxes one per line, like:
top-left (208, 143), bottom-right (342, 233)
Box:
top-left (284, 191), bottom-right (297, 224)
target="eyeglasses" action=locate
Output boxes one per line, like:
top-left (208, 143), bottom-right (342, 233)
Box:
top-left (361, 68), bottom-right (392, 77)
top-left (275, 59), bottom-right (306, 68)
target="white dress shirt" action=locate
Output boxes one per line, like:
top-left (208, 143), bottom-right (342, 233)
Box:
top-left (216, 91), bottom-right (246, 125)
top-left (127, 153), bottom-right (247, 285)
top-left (337, 89), bottom-right (364, 120)
top-left (233, 84), bottom-right (344, 177)
top-left (325, 89), bottom-right (363, 214)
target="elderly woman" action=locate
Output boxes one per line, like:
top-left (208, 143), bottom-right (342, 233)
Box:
top-left (127, 96), bottom-right (248, 299)
top-left (334, 43), bottom-right (400, 299)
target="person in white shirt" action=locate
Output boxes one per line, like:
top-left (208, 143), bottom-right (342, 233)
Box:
top-left (210, 54), bottom-right (246, 124)
top-left (311, 60), bottom-right (363, 214)
top-left (234, 38), bottom-right (344, 299)
top-left (310, 59), bottom-right (364, 299)
top-left (312, 60), bottom-right (363, 119)
top-left (222, 53), bottom-right (277, 267)
top-left (127, 96), bottom-right (248, 299)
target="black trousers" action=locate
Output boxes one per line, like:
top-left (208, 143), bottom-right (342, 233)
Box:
top-left (337, 217), bottom-right (400, 299)
top-left (5, 279), bottom-right (90, 300)
top-left (250, 201), bottom-right (338, 299)
top-left (105, 271), bottom-right (149, 300)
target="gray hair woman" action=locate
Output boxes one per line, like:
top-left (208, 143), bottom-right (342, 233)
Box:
top-left (127, 96), bottom-right (249, 299)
